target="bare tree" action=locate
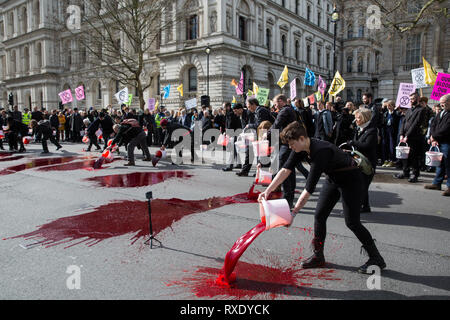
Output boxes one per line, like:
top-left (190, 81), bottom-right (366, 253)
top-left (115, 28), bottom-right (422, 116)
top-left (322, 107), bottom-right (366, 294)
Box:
top-left (367, 0), bottom-right (449, 34)
top-left (59, 0), bottom-right (188, 109)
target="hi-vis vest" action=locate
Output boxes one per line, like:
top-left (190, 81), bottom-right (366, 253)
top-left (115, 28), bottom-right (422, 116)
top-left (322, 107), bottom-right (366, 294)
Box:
top-left (22, 112), bottom-right (31, 125)
top-left (155, 113), bottom-right (166, 128)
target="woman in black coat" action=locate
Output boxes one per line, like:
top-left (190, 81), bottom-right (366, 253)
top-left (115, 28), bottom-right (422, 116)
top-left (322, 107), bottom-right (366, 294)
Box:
top-left (348, 108), bottom-right (378, 213)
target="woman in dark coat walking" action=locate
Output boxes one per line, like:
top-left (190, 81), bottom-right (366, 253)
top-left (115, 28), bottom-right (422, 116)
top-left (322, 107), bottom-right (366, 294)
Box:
top-left (347, 108), bottom-right (378, 213)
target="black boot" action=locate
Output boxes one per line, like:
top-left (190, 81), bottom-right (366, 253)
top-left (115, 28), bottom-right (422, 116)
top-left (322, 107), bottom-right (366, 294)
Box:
top-left (301, 238), bottom-right (326, 269)
top-left (358, 240), bottom-right (386, 274)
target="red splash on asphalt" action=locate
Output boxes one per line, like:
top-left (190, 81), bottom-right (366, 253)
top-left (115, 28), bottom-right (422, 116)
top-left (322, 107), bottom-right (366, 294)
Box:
top-left (0, 157), bottom-right (79, 175)
top-left (165, 261), bottom-right (341, 299)
top-left (84, 171), bottom-right (193, 188)
top-left (6, 191), bottom-right (281, 249)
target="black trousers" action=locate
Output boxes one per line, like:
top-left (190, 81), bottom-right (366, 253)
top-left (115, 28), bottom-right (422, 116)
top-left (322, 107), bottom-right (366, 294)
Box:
top-left (314, 169), bottom-right (374, 247)
top-left (401, 137), bottom-right (423, 177)
top-left (362, 171), bottom-right (375, 208)
top-left (87, 134), bottom-right (101, 150)
top-left (42, 134), bottom-right (61, 152)
top-left (279, 145), bottom-right (296, 207)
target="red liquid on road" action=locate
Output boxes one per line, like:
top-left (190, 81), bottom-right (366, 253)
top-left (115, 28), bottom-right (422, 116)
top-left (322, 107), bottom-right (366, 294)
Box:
top-left (216, 222), bottom-right (267, 286)
top-left (0, 157), bottom-right (78, 175)
top-left (0, 156), bottom-right (25, 162)
top-left (0, 152), bottom-right (13, 158)
top-left (85, 171), bottom-right (193, 188)
top-left (6, 190), bottom-right (280, 249)
top-left (166, 261), bottom-right (341, 300)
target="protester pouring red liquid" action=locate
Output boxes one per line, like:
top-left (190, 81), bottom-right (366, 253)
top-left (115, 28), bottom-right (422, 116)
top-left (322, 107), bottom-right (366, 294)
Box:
top-left (258, 122), bottom-right (386, 274)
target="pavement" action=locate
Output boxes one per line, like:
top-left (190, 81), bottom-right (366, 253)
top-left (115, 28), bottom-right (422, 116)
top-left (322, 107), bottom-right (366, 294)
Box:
top-left (0, 142), bottom-right (449, 300)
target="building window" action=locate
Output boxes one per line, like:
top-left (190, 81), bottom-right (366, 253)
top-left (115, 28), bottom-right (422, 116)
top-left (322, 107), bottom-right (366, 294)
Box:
top-left (317, 11), bottom-right (321, 27)
top-left (187, 15), bottom-right (198, 40)
top-left (347, 89), bottom-right (354, 102)
top-left (357, 57), bottom-right (364, 73)
top-left (326, 52), bottom-right (330, 69)
top-left (357, 89), bottom-right (362, 103)
top-left (281, 34), bottom-right (286, 56)
top-left (266, 28), bottom-right (271, 51)
top-left (405, 34), bottom-right (421, 67)
top-left (295, 40), bottom-right (300, 60)
top-left (295, 0), bottom-right (299, 14)
top-left (239, 16), bottom-right (246, 41)
top-left (307, 45), bottom-right (311, 64)
top-left (358, 25), bottom-right (364, 38)
top-left (98, 82), bottom-right (102, 100)
top-left (281, 0), bottom-right (285, 7)
top-left (188, 67), bottom-right (197, 92)
top-left (307, 5), bottom-right (311, 20)
top-left (347, 25), bottom-right (353, 39)
top-left (347, 56), bottom-right (353, 73)
top-left (317, 49), bottom-right (321, 67)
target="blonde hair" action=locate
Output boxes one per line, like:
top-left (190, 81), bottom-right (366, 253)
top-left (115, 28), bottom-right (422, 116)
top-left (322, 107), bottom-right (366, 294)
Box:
top-left (354, 108), bottom-right (372, 125)
top-left (257, 121), bottom-right (272, 140)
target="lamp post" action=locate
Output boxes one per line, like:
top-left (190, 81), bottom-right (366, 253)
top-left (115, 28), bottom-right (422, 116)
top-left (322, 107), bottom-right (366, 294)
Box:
top-left (205, 45), bottom-right (211, 97)
top-left (331, 5), bottom-right (339, 80)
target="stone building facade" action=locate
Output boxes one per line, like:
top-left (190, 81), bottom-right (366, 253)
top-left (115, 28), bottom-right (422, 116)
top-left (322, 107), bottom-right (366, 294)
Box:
top-left (0, 0), bottom-right (448, 111)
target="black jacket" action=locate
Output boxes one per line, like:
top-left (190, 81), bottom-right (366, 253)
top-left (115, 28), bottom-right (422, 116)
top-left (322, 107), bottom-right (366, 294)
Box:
top-left (247, 106), bottom-right (275, 130)
top-left (49, 114), bottom-right (59, 129)
top-left (163, 121), bottom-right (191, 147)
top-left (350, 126), bottom-right (378, 169)
top-left (430, 110), bottom-right (450, 144)
top-left (8, 119), bottom-right (29, 136)
top-left (112, 119), bottom-right (143, 146)
top-left (297, 107), bottom-right (314, 137)
top-left (87, 118), bottom-right (101, 136)
top-left (225, 110), bottom-right (242, 130)
top-left (268, 105), bottom-right (298, 145)
top-left (35, 120), bottom-right (53, 137)
top-left (400, 105), bottom-right (427, 140)
top-left (100, 115), bottom-right (114, 134)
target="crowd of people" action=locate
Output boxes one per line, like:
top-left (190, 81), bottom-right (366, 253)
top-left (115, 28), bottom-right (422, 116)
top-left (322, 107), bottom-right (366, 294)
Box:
top-left (0, 92), bottom-right (449, 197)
top-left (1, 91), bottom-right (448, 274)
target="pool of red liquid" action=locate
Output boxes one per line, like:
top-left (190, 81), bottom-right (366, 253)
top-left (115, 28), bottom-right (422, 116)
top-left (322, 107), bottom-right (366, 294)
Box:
top-left (0, 157), bottom-right (79, 175)
top-left (6, 189), bottom-right (281, 249)
top-left (0, 155), bottom-right (25, 162)
top-left (166, 261), bottom-right (341, 300)
top-left (84, 171), bottom-right (193, 188)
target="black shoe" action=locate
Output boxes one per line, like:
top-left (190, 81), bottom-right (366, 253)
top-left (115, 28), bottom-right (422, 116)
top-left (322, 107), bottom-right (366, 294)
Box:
top-left (301, 251), bottom-right (326, 269)
top-left (236, 171), bottom-right (249, 177)
top-left (408, 176), bottom-right (418, 183)
top-left (41, 151), bottom-right (50, 154)
top-left (56, 146), bottom-right (63, 151)
top-left (361, 206), bottom-right (371, 213)
top-left (235, 164), bottom-right (242, 169)
top-left (358, 242), bottom-right (386, 274)
top-left (18, 148), bottom-right (26, 153)
top-left (394, 173), bottom-right (409, 179)
top-left (124, 162), bottom-right (135, 166)
top-left (222, 167), bottom-right (233, 172)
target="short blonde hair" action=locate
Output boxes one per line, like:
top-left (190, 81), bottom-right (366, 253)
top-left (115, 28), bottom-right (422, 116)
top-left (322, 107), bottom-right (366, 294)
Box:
top-left (354, 108), bottom-right (372, 125)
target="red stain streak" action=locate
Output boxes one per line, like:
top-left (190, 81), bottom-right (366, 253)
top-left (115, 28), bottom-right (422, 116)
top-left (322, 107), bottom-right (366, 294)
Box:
top-left (37, 160), bottom-right (100, 172)
top-left (0, 157), bottom-right (78, 175)
top-left (0, 156), bottom-right (25, 162)
top-left (6, 191), bottom-right (281, 249)
top-left (0, 152), bottom-right (13, 158)
top-left (166, 261), bottom-right (340, 300)
top-left (84, 171), bottom-right (193, 188)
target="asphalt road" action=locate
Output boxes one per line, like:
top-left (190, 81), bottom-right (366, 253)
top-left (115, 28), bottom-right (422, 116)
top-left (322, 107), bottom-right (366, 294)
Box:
top-left (0, 142), bottom-right (449, 300)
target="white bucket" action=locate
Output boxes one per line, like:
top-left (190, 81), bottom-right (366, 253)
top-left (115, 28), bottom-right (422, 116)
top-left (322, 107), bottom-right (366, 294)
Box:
top-left (396, 143), bottom-right (410, 160)
top-left (0, 130), bottom-right (4, 139)
top-left (259, 199), bottom-right (293, 231)
top-left (241, 132), bottom-right (256, 142)
top-left (235, 137), bottom-right (247, 152)
top-left (217, 133), bottom-right (229, 147)
top-left (425, 146), bottom-right (443, 167)
top-left (255, 168), bottom-right (272, 186)
top-left (22, 136), bottom-right (34, 145)
top-left (252, 140), bottom-right (270, 157)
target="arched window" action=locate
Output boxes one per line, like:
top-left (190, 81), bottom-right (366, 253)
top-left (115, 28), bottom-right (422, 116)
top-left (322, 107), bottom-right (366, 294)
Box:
top-left (347, 25), bottom-right (353, 39)
top-left (357, 57), bottom-right (363, 73)
top-left (347, 56), bottom-right (353, 73)
top-left (347, 89), bottom-right (354, 102)
top-left (188, 67), bottom-right (197, 92)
